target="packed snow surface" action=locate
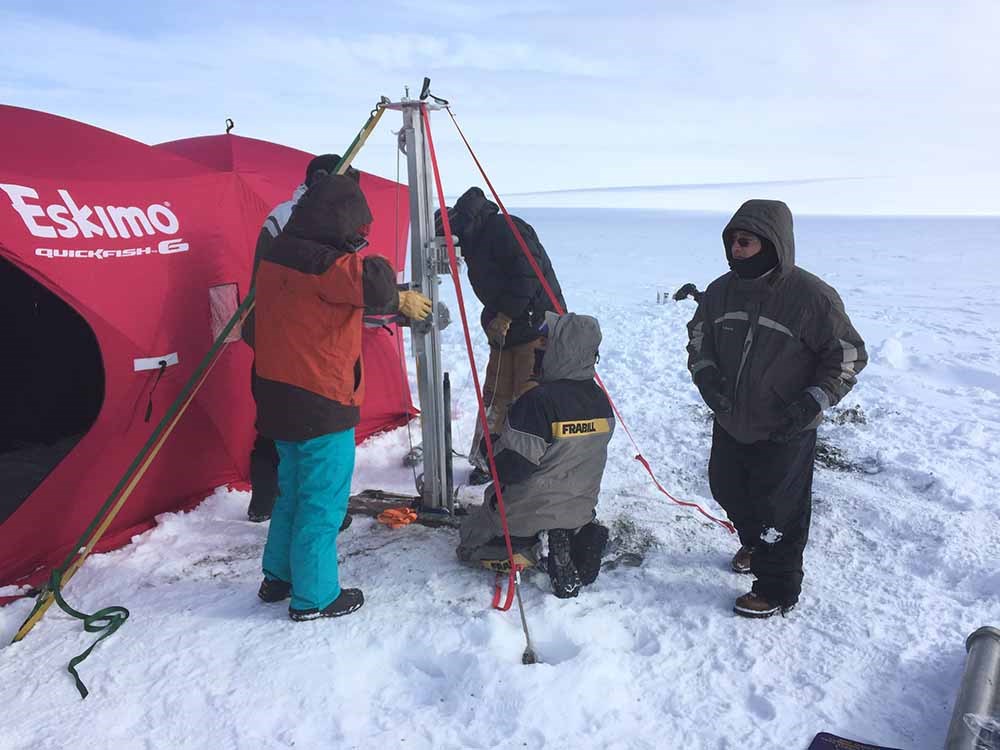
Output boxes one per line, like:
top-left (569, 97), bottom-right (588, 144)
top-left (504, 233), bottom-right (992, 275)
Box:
top-left (2, 209), bottom-right (999, 750)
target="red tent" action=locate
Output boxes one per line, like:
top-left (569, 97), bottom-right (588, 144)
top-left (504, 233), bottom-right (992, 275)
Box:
top-left (154, 133), bottom-right (415, 439)
top-left (0, 106), bottom-right (414, 593)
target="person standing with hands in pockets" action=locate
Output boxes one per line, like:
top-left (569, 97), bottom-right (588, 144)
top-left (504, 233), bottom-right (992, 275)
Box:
top-left (687, 199), bottom-right (867, 618)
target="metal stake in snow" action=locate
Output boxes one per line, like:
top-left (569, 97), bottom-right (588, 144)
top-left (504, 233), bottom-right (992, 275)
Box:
top-left (418, 86), bottom-right (539, 666)
top-left (515, 569), bottom-right (539, 665)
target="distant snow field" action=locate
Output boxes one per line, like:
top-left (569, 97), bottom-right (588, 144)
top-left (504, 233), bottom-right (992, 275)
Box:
top-left (2, 209), bottom-right (998, 750)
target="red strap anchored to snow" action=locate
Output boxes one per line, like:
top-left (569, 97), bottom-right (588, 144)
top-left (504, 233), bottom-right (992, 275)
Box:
top-left (421, 106), bottom-right (523, 608)
top-left (491, 570), bottom-right (517, 612)
top-left (445, 108), bottom-right (735, 535)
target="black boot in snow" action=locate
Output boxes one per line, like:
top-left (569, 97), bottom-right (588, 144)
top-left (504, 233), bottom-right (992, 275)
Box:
top-left (247, 435), bottom-right (279, 522)
top-left (547, 529), bottom-right (581, 599)
top-left (289, 588), bottom-right (365, 621)
top-left (571, 521), bottom-right (610, 586)
top-left (247, 493), bottom-right (275, 523)
top-left (258, 577), bottom-right (291, 603)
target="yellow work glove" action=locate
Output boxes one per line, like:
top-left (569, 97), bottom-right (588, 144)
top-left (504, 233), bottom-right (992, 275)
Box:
top-left (398, 290), bottom-right (433, 321)
top-left (486, 313), bottom-right (512, 347)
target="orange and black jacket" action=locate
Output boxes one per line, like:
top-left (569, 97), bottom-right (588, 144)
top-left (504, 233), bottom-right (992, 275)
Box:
top-left (253, 175), bottom-right (398, 442)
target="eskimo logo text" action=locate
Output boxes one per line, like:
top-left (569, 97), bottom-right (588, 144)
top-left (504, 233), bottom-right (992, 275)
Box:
top-left (1, 184), bottom-right (180, 239)
top-left (1, 183), bottom-right (188, 260)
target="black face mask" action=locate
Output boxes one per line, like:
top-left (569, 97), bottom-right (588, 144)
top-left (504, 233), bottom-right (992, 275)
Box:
top-left (729, 244), bottom-right (778, 279)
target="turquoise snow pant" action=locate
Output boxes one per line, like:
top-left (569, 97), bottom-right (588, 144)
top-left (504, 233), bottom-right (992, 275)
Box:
top-left (261, 428), bottom-right (355, 611)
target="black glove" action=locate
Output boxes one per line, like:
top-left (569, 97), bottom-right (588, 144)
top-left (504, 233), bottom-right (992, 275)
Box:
top-left (771, 392), bottom-right (822, 442)
top-left (672, 283), bottom-right (703, 303)
top-left (694, 367), bottom-right (732, 416)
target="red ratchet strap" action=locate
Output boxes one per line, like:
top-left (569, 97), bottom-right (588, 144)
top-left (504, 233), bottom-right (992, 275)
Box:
top-left (446, 109), bottom-right (734, 534)
top-left (491, 570), bottom-right (517, 611)
top-left (421, 105), bottom-right (520, 609)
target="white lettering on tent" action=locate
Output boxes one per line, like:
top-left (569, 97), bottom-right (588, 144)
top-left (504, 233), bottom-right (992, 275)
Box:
top-left (34, 245), bottom-right (161, 260)
top-left (1, 183), bottom-right (181, 241)
top-left (108, 206), bottom-right (154, 238)
top-left (57, 190), bottom-right (104, 238)
top-left (46, 204), bottom-right (79, 238)
top-left (157, 238), bottom-right (189, 255)
top-left (148, 205), bottom-right (179, 234)
top-left (93, 206), bottom-right (119, 239)
top-left (0, 184), bottom-right (55, 238)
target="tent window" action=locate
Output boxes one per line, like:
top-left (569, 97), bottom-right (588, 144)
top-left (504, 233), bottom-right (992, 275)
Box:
top-left (0, 257), bottom-right (104, 526)
top-left (209, 283), bottom-right (241, 343)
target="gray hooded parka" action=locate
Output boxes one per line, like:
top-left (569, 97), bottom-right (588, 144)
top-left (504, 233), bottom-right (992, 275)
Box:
top-left (687, 199), bottom-right (867, 444)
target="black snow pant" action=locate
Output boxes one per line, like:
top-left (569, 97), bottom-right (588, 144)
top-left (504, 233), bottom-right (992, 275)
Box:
top-left (248, 360), bottom-right (279, 519)
top-left (709, 421), bottom-right (816, 607)
top-left (248, 432), bottom-right (279, 518)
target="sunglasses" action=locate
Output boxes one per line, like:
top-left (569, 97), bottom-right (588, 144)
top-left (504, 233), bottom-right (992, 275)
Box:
top-left (732, 235), bottom-right (758, 248)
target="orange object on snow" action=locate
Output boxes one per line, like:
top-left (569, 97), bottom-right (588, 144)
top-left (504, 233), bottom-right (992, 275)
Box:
top-left (376, 507), bottom-right (418, 529)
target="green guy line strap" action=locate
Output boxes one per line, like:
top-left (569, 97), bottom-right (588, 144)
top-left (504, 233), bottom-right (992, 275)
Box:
top-left (49, 569), bottom-right (129, 699)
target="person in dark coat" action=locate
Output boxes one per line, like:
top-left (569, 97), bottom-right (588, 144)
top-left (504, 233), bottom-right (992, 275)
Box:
top-left (436, 187), bottom-right (566, 484)
top-left (687, 199), bottom-right (867, 618)
top-left (243, 154), bottom-right (350, 523)
top-left (458, 312), bottom-right (613, 599)
top-left (244, 156), bottom-right (428, 522)
top-left (253, 173), bottom-right (428, 620)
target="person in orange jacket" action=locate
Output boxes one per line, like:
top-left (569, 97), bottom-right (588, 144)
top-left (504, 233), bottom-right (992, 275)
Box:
top-left (243, 156), bottom-right (428, 522)
top-left (253, 172), bottom-right (429, 620)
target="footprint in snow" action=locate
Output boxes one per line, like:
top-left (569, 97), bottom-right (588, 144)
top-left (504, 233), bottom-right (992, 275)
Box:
top-left (747, 691), bottom-right (778, 722)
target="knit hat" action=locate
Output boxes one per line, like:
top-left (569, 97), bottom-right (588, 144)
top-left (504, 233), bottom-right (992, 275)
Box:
top-left (305, 154), bottom-right (360, 186)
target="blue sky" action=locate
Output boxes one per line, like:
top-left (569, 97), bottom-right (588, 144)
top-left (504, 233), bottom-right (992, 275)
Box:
top-left (2, 0), bottom-right (998, 211)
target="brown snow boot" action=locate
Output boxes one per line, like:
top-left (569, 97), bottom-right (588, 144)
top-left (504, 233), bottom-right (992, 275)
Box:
top-left (730, 545), bottom-right (754, 574)
top-left (733, 591), bottom-right (796, 619)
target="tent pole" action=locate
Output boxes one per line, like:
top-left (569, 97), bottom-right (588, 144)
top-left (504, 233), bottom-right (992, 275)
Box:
top-left (384, 90), bottom-right (452, 512)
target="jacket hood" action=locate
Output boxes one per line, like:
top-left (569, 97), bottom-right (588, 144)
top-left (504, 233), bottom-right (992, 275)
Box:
top-left (451, 187), bottom-right (499, 248)
top-left (284, 174), bottom-right (372, 250)
top-left (540, 312), bottom-right (601, 382)
top-left (722, 199), bottom-right (795, 272)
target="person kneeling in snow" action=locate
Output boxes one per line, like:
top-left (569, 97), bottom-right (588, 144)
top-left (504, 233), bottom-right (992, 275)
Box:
top-left (457, 312), bottom-right (614, 599)
top-left (252, 173), bottom-right (430, 621)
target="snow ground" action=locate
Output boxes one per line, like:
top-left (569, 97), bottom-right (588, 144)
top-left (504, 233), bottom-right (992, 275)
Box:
top-left (2, 209), bottom-right (999, 750)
